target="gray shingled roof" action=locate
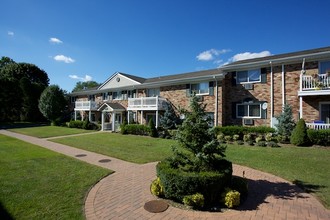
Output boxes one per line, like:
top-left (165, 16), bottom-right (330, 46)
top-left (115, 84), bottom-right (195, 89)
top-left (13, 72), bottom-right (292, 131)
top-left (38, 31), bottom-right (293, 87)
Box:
top-left (223, 46), bottom-right (330, 68)
top-left (119, 72), bottom-right (146, 83)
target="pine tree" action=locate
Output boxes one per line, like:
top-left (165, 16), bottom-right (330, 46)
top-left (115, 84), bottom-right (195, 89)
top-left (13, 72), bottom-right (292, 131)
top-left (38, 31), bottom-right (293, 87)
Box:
top-left (275, 104), bottom-right (296, 142)
top-left (159, 103), bottom-right (179, 130)
top-left (149, 118), bottom-right (158, 138)
top-left (290, 118), bottom-right (310, 146)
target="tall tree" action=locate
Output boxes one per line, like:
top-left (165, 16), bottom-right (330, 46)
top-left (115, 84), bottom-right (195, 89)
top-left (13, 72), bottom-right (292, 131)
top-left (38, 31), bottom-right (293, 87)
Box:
top-left (38, 85), bottom-right (68, 124)
top-left (72, 81), bottom-right (100, 92)
top-left (0, 56), bottom-right (49, 121)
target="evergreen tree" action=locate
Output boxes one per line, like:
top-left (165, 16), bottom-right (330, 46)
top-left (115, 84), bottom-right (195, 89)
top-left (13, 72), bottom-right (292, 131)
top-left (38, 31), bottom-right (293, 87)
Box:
top-left (290, 118), bottom-right (310, 146)
top-left (175, 95), bottom-right (226, 171)
top-left (159, 103), bottom-right (179, 130)
top-left (275, 104), bottom-right (296, 142)
top-left (149, 118), bottom-right (158, 137)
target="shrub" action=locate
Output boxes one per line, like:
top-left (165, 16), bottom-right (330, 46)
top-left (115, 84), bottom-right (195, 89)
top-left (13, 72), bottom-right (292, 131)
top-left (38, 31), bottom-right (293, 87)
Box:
top-left (247, 140), bottom-right (254, 146)
top-left (156, 159), bottom-right (232, 206)
top-left (148, 119), bottom-right (158, 137)
top-left (307, 129), bottom-right (330, 146)
top-left (267, 141), bottom-right (279, 148)
top-left (256, 141), bottom-right (267, 147)
top-left (243, 134), bottom-right (252, 143)
top-left (182, 193), bottom-right (204, 209)
top-left (230, 176), bottom-right (248, 200)
top-left (150, 177), bottom-right (164, 197)
top-left (255, 135), bottom-right (264, 143)
top-left (265, 133), bottom-right (273, 142)
top-left (275, 104), bottom-right (296, 142)
top-left (217, 133), bottom-right (225, 142)
top-left (233, 134), bottom-right (240, 141)
top-left (82, 118), bottom-right (90, 130)
top-left (68, 120), bottom-right (84, 129)
top-left (236, 140), bottom-right (244, 145)
top-left (214, 126), bottom-right (275, 137)
top-left (290, 119), bottom-right (310, 146)
top-left (120, 124), bottom-right (150, 136)
top-left (224, 135), bottom-right (232, 143)
top-left (222, 188), bottom-right (240, 208)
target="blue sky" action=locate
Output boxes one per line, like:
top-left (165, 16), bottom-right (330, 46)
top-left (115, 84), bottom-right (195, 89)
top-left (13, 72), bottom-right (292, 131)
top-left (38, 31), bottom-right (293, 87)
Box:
top-left (1, 0), bottom-right (330, 92)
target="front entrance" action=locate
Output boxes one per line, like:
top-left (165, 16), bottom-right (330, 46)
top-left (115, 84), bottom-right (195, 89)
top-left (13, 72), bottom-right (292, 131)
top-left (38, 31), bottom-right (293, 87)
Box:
top-left (114, 114), bottom-right (122, 131)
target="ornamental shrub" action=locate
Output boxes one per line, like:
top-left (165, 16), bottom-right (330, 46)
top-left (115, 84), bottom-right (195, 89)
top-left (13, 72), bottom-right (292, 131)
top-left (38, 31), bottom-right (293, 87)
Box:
top-left (150, 177), bottom-right (164, 197)
top-left (275, 104), bottom-right (296, 142)
top-left (256, 141), bottom-right (267, 147)
top-left (233, 134), bottom-right (240, 141)
top-left (156, 159), bottom-right (232, 206)
top-left (68, 120), bottom-right (84, 129)
top-left (307, 129), bottom-right (330, 146)
top-left (222, 188), bottom-right (240, 208)
top-left (243, 134), bottom-right (252, 143)
top-left (290, 118), bottom-right (310, 146)
top-left (148, 119), bottom-right (158, 137)
top-left (224, 135), bottom-right (232, 143)
top-left (230, 176), bottom-right (248, 200)
top-left (120, 124), bottom-right (150, 136)
top-left (182, 193), bottom-right (204, 209)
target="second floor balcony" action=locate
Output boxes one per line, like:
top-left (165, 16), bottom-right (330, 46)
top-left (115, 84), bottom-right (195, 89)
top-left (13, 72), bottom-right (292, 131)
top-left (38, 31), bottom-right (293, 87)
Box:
top-left (127, 96), bottom-right (168, 111)
top-left (299, 74), bottom-right (330, 96)
top-left (74, 101), bottom-right (98, 110)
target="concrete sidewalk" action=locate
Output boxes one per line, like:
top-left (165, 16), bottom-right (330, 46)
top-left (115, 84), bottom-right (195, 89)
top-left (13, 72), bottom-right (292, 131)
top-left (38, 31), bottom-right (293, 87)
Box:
top-left (1, 130), bottom-right (329, 220)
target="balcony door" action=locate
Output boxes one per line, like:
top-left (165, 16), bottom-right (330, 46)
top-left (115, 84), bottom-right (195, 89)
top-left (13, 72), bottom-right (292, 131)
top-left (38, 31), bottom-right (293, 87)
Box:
top-left (320, 102), bottom-right (330, 123)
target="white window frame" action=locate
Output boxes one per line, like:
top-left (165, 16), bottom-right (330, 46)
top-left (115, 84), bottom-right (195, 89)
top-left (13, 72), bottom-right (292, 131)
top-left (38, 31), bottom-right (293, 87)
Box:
top-left (191, 82), bottom-right (209, 95)
top-left (147, 88), bottom-right (160, 97)
top-left (319, 61), bottom-right (330, 75)
top-left (112, 91), bottom-right (122, 100)
top-left (319, 101), bottom-right (330, 124)
top-left (236, 103), bottom-right (262, 119)
top-left (236, 69), bottom-right (261, 84)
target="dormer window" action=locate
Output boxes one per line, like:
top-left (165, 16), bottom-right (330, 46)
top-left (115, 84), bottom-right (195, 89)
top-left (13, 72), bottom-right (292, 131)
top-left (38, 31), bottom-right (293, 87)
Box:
top-left (236, 69), bottom-right (261, 84)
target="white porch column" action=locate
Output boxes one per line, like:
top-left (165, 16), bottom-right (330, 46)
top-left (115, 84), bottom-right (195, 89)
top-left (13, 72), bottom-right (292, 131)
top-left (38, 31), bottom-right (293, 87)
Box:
top-left (112, 113), bottom-right (116, 131)
top-left (156, 110), bottom-right (159, 128)
top-left (101, 112), bottom-right (104, 131)
top-left (127, 111), bottom-right (130, 124)
top-left (74, 111), bottom-right (77, 121)
top-left (89, 111), bottom-right (92, 122)
top-left (299, 96), bottom-right (303, 119)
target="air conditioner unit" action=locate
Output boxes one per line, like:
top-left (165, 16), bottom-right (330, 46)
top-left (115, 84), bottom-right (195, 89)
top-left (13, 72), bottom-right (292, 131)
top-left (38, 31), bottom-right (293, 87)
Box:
top-left (244, 83), bottom-right (254, 90)
top-left (244, 119), bottom-right (254, 125)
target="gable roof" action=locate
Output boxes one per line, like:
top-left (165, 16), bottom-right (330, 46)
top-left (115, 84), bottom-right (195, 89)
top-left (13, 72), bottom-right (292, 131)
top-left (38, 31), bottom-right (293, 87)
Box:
top-left (98, 72), bottom-right (145, 90)
top-left (221, 46), bottom-right (330, 71)
top-left (98, 102), bottom-right (126, 111)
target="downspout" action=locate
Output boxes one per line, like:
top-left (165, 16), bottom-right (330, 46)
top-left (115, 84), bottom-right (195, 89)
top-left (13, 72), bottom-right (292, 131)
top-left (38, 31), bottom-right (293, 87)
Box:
top-left (282, 64), bottom-right (285, 108)
top-left (299, 58), bottom-right (305, 119)
top-left (214, 76), bottom-right (218, 126)
top-left (270, 61), bottom-right (273, 127)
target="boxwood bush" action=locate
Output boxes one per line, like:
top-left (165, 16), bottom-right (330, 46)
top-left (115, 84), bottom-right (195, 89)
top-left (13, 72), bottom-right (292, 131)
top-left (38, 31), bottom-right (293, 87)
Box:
top-left (214, 125), bottom-right (275, 138)
top-left (307, 129), bottom-right (330, 146)
top-left (156, 159), bottom-right (232, 206)
top-left (120, 124), bottom-right (150, 136)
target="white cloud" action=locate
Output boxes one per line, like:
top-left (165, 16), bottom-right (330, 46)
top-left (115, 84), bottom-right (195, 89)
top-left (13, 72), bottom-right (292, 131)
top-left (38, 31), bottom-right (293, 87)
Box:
top-left (54, 55), bottom-right (75, 63)
top-left (49, 37), bottom-right (63, 44)
top-left (196, 49), bottom-right (231, 61)
top-left (8, 31), bottom-right (14, 36)
top-left (69, 74), bottom-right (93, 82)
top-left (231, 51), bottom-right (271, 62)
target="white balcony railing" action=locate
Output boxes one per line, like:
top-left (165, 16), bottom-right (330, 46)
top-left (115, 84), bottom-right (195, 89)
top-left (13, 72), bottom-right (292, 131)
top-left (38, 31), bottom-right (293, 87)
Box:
top-left (74, 101), bottom-right (98, 110)
top-left (127, 96), bottom-right (168, 110)
top-left (301, 74), bottom-right (330, 91)
top-left (306, 123), bottom-right (330, 130)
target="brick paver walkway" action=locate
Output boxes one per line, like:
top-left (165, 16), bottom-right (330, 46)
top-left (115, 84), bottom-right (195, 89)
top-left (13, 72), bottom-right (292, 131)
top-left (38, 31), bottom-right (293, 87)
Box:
top-left (1, 130), bottom-right (329, 220)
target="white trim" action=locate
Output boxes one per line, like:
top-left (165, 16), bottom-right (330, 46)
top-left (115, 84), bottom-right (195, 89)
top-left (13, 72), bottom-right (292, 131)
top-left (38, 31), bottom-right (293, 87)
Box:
top-left (98, 72), bottom-right (142, 90)
top-left (282, 64), bottom-right (285, 108)
top-left (236, 69), bottom-right (261, 84)
top-left (236, 103), bottom-right (262, 119)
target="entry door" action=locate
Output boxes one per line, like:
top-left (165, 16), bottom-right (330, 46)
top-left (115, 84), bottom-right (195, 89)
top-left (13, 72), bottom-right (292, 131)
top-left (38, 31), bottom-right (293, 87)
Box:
top-left (114, 113), bottom-right (122, 131)
top-left (320, 103), bottom-right (330, 123)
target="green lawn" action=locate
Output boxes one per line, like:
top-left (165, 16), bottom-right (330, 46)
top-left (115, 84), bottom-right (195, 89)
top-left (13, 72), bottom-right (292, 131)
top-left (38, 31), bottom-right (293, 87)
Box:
top-left (0, 134), bottom-right (111, 220)
top-left (52, 132), bottom-right (330, 208)
top-left (8, 125), bottom-right (96, 138)
top-left (53, 132), bottom-right (176, 164)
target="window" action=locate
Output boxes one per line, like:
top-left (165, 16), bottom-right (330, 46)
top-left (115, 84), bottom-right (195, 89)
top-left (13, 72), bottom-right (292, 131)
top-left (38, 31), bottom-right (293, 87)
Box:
top-left (191, 82), bottom-right (209, 95)
top-left (102, 92), bottom-right (110, 100)
top-left (320, 61), bottom-right (330, 75)
top-left (236, 103), bottom-right (261, 118)
top-left (147, 88), bottom-right (160, 97)
top-left (320, 102), bottom-right (330, 123)
top-left (89, 95), bottom-right (95, 101)
top-left (146, 113), bottom-right (157, 125)
top-left (237, 69), bottom-right (261, 84)
top-left (128, 90), bottom-right (137, 98)
top-left (112, 91), bottom-right (120, 100)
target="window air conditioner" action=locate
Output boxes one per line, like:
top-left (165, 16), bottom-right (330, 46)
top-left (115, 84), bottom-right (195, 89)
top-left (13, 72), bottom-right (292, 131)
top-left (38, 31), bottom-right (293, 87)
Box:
top-left (244, 83), bottom-right (254, 90)
top-left (244, 119), bottom-right (254, 125)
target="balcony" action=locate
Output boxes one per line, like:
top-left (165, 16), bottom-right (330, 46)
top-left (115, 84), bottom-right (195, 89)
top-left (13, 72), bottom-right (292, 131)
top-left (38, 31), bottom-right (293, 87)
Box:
top-left (299, 74), bottom-right (330, 96)
top-left (74, 101), bottom-right (98, 110)
top-left (127, 96), bottom-right (168, 111)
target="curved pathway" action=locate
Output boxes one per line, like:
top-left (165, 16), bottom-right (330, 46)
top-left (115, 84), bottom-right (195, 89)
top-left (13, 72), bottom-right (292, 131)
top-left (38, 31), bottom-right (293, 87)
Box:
top-left (1, 130), bottom-right (329, 220)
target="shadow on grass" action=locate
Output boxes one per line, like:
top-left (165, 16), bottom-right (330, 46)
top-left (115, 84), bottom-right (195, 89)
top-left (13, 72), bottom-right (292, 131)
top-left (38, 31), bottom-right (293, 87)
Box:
top-left (0, 122), bottom-right (49, 129)
top-left (0, 202), bottom-right (13, 220)
top-left (238, 178), bottom-right (316, 211)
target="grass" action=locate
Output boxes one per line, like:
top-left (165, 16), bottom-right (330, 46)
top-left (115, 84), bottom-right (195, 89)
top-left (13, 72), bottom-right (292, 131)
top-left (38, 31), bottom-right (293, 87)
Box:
top-left (51, 132), bottom-right (330, 208)
top-left (0, 134), bottom-right (111, 220)
top-left (53, 132), bottom-right (176, 164)
top-left (8, 125), bottom-right (96, 138)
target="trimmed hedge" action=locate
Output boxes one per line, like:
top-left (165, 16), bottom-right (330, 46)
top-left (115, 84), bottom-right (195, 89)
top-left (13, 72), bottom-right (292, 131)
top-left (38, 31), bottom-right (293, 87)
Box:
top-left (120, 124), bottom-right (151, 136)
top-left (156, 159), bottom-right (232, 206)
top-left (307, 129), bottom-right (330, 146)
top-left (68, 120), bottom-right (84, 129)
top-left (214, 125), bottom-right (275, 139)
